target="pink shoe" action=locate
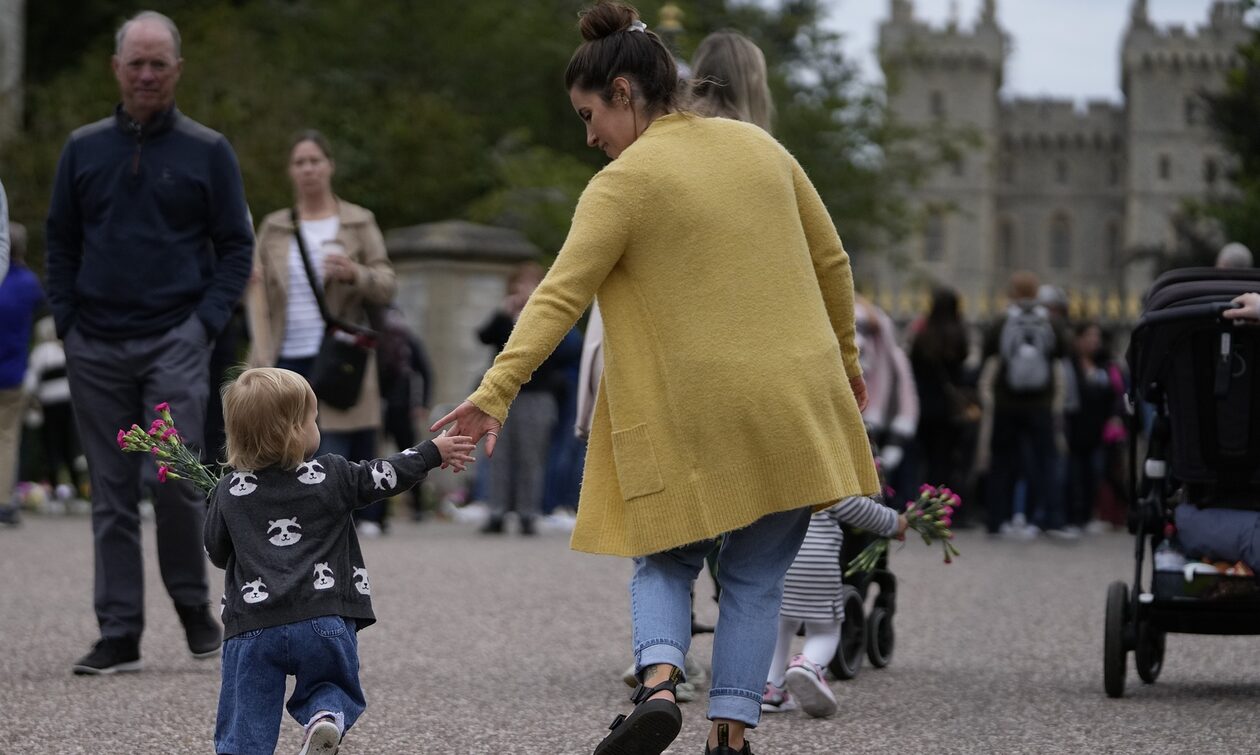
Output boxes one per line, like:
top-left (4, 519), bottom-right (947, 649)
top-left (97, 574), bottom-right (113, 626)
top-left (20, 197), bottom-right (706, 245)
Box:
top-left (760, 681), bottom-right (798, 712)
top-left (783, 655), bottom-right (837, 718)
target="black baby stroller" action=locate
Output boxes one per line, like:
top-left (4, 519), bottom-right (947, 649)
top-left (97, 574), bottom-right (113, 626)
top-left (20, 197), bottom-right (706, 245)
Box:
top-left (1103, 267), bottom-right (1260, 698)
top-left (829, 523), bottom-right (898, 680)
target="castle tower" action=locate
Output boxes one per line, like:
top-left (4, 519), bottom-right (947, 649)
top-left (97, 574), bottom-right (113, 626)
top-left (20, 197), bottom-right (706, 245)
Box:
top-left (876, 0), bottom-right (1007, 315)
top-left (1121, 0), bottom-right (1249, 287)
top-left (0, 0), bottom-right (23, 143)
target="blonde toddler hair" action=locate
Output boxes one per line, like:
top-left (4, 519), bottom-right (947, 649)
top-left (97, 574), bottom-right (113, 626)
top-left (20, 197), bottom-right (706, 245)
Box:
top-left (223, 368), bottom-right (316, 471)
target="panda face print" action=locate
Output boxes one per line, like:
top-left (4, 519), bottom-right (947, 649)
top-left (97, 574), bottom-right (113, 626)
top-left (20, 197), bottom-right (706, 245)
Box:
top-left (219, 594), bottom-right (226, 617)
top-left (370, 461), bottom-right (397, 491)
top-left (267, 517), bottom-right (302, 547)
top-left (313, 562), bottom-right (335, 590)
top-left (241, 578), bottom-right (269, 604)
top-left (229, 471), bottom-right (258, 497)
top-left (353, 566), bottom-right (371, 596)
top-left (401, 448), bottom-right (418, 456)
top-left (296, 461), bottom-right (326, 485)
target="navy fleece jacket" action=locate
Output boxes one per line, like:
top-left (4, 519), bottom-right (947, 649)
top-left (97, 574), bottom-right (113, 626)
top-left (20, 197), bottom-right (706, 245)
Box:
top-left (45, 105), bottom-right (253, 340)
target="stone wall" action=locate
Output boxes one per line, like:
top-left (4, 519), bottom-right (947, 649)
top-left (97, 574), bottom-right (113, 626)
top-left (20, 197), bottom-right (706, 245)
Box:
top-left (386, 220), bottom-right (541, 411)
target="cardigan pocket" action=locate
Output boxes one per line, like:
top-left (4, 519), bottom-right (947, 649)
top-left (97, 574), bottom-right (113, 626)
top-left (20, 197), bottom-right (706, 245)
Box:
top-left (611, 423), bottom-right (666, 500)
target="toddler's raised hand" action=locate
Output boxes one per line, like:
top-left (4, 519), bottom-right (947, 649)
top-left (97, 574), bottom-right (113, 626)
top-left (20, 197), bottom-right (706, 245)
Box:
top-left (432, 432), bottom-right (476, 472)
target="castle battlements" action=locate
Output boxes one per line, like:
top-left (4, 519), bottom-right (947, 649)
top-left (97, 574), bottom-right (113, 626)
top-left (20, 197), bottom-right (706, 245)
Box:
top-left (1000, 98), bottom-right (1124, 149)
top-left (1123, 1), bottom-right (1247, 73)
top-left (879, 0), bottom-right (1004, 70)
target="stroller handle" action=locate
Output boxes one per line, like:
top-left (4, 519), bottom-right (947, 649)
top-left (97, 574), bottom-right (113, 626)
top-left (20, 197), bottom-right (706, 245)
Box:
top-left (1138, 300), bottom-right (1238, 327)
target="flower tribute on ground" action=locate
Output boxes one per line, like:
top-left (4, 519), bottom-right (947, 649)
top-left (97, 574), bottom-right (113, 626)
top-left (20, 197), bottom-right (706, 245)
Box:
top-left (117, 402), bottom-right (220, 495)
top-left (845, 484), bottom-right (962, 578)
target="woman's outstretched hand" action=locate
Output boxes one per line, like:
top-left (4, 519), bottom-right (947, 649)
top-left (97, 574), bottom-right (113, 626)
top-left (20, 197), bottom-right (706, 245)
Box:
top-left (1224, 292), bottom-right (1260, 322)
top-left (431, 400), bottom-right (503, 457)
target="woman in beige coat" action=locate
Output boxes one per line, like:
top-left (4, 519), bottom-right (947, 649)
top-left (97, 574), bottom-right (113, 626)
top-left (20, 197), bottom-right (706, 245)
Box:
top-left (245, 130), bottom-right (397, 533)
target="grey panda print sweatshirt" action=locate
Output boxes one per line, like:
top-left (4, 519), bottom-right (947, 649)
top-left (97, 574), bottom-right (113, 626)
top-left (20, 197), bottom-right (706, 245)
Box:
top-left (204, 442), bottom-right (442, 639)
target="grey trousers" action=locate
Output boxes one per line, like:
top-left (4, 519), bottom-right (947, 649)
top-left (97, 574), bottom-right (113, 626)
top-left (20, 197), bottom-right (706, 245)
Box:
top-left (489, 391), bottom-right (557, 519)
top-left (65, 315), bottom-right (212, 640)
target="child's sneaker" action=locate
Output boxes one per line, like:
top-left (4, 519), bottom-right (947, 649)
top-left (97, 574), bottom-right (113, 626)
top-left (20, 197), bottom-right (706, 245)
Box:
top-left (760, 681), bottom-right (797, 712)
top-left (298, 713), bottom-right (341, 755)
top-left (783, 655), bottom-right (837, 718)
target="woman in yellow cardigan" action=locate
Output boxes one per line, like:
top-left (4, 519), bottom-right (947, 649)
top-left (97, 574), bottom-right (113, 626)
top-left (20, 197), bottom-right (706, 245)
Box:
top-left (433, 3), bottom-right (878, 754)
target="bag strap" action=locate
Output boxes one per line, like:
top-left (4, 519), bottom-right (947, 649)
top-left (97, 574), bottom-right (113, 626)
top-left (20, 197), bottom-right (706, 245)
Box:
top-left (290, 207), bottom-right (372, 336)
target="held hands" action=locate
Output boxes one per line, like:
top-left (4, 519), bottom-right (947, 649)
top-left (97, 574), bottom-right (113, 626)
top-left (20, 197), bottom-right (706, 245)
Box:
top-left (431, 400), bottom-right (503, 457)
top-left (1224, 292), bottom-right (1260, 323)
top-left (896, 514), bottom-right (909, 541)
top-left (431, 432), bottom-right (477, 472)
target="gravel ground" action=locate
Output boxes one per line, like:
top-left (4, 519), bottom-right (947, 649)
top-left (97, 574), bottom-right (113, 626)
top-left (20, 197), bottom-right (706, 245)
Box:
top-left (2, 514), bottom-right (1258, 754)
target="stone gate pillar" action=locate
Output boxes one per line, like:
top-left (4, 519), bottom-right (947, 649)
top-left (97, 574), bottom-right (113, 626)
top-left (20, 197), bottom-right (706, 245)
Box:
top-left (385, 220), bottom-right (540, 410)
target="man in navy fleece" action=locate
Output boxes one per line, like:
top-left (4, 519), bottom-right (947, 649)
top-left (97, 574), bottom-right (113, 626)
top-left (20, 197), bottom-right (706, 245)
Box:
top-left (45, 10), bottom-right (253, 676)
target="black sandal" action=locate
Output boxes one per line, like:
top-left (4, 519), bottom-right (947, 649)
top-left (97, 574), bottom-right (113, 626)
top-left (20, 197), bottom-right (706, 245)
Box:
top-left (592, 679), bottom-right (683, 755)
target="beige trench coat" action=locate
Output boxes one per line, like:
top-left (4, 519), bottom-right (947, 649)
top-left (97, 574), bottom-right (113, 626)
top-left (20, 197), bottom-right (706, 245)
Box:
top-left (245, 200), bottom-right (396, 432)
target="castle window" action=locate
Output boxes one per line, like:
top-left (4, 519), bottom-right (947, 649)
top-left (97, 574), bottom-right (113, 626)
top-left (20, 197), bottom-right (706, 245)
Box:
top-left (925, 211), bottom-right (945, 262)
top-left (1055, 160), bottom-right (1069, 184)
top-left (1050, 214), bottom-right (1071, 269)
top-left (1158, 154), bottom-right (1171, 181)
top-left (1205, 157), bottom-right (1219, 187)
top-left (930, 91), bottom-right (945, 119)
top-left (1106, 219), bottom-right (1122, 272)
top-left (1185, 96), bottom-right (1201, 126)
top-left (998, 219), bottom-right (1016, 269)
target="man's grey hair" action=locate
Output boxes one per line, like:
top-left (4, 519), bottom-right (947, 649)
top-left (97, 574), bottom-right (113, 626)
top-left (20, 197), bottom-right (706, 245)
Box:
top-left (1216, 242), bottom-right (1254, 269)
top-left (115, 11), bottom-right (182, 58)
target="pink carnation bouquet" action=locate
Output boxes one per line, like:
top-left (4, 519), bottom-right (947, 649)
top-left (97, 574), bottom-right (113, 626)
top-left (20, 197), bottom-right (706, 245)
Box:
top-left (117, 402), bottom-right (220, 495)
top-left (844, 484), bottom-right (963, 578)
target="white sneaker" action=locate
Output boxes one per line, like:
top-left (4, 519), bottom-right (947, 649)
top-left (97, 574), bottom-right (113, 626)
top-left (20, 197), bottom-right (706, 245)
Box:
top-left (356, 521), bottom-right (383, 539)
top-left (1046, 526), bottom-right (1081, 540)
top-left (783, 655), bottom-right (837, 718)
top-left (1084, 520), bottom-right (1111, 535)
top-left (298, 715), bottom-right (341, 755)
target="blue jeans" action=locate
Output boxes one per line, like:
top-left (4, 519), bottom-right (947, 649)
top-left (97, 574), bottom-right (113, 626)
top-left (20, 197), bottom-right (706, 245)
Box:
top-left (215, 616), bottom-right (365, 755)
top-left (631, 506), bottom-right (812, 727)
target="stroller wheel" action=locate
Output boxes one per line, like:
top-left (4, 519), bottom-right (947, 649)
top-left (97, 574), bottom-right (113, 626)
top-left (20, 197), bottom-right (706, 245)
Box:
top-left (1104, 581), bottom-right (1129, 698)
top-left (865, 607), bottom-right (894, 668)
top-left (1135, 621), bottom-right (1165, 684)
top-left (828, 586), bottom-right (866, 680)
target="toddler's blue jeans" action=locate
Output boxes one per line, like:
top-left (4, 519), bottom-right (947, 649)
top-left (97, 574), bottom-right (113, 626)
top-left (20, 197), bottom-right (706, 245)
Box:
top-left (215, 615), bottom-right (365, 755)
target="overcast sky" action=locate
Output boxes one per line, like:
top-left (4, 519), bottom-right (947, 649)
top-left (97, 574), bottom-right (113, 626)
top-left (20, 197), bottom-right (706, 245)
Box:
top-left (821, 0), bottom-right (1238, 105)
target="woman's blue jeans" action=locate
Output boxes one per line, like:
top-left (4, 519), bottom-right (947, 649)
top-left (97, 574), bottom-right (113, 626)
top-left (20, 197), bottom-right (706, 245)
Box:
top-left (214, 616), bottom-right (365, 755)
top-left (631, 506), bottom-right (812, 727)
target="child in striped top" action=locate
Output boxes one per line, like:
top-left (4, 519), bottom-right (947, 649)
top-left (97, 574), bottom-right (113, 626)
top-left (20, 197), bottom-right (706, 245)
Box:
top-left (763, 496), bottom-right (905, 718)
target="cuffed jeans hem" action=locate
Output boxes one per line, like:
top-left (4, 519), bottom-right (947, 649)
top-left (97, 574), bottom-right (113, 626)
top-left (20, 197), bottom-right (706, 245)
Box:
top-left (707, 689), bottom-right (763, 727)
top-left (635, 641), bottom-right (687, 681)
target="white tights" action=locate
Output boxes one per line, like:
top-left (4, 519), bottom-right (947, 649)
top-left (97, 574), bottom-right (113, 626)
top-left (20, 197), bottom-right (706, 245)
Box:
top-left (767, 617), bottom-right (841, 686)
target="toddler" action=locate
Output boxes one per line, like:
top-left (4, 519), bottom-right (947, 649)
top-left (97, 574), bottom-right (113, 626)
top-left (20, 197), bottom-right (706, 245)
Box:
top-left (205, 368), bottom-right (473, 754)
top-left (763, 496), bottom-right (904, 718)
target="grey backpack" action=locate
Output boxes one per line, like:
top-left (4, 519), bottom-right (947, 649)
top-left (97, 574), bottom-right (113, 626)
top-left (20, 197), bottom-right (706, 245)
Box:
top-left (999, 305), bottom-right (1055, 393)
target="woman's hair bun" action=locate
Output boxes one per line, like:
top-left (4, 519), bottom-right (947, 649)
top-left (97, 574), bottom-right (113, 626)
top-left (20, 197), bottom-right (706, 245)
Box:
top-left (578, 1), bottom-right (640, 42)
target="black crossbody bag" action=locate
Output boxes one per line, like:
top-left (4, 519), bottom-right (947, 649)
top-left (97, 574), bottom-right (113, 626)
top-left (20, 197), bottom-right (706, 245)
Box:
top-left (291, 208), bottom-right (378, 410)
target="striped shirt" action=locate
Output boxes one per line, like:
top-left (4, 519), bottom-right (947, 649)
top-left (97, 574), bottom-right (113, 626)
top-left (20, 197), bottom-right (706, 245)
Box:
top-left (780, 496), bottom-right (899, 622)
top-left (279, 216), bottom-right (340, 360)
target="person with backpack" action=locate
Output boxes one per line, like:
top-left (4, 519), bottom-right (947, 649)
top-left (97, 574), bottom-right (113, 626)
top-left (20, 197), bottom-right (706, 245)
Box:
top-left (981, 271), bottom-right (1067, 536)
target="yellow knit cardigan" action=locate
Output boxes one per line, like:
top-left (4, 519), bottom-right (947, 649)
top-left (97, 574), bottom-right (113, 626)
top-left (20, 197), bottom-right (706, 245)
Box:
top-left (469, 113), bottom-right (878, 557)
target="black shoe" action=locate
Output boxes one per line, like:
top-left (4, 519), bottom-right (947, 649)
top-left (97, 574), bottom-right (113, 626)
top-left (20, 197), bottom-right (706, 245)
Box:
top-left (480, 515), bottom-right (505, 534)
top-left (704, 742), bottom-right (753, 755)
top-left (0, 506), bottom-right (20, 527)
top-left (594, 680), bottom-right (683, 755)
top-left (176, 603), bottom-right (222, 659)
top-left (72, 637), bottom-right (142, 675)
top-left (519, 516), bottom-right (537, 536)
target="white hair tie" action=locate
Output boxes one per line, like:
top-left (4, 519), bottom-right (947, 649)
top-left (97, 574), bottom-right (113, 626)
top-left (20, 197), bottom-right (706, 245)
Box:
top-left (628, 20), bottom-right (647, 33)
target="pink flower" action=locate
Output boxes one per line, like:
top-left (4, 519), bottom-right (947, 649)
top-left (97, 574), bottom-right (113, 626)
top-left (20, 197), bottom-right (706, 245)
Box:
top-left (161, 427), bottom-right (177, 441)
top-left (919, 483), bottom-right (935, 495)
top-left (157, 465), bottom-right (168, 483)
top-left (117, 429), bottom-right (127, 449)
top-left (150, 446), bottom-right (160, 456)
top-left (906, 502), bottom-right (916, 512)
top-left (941, 516), bottom-right (953, 527)
top-left (154, 402), bottom-right (170, 413)
top-left (950, 494), bottom-right (962, 507)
